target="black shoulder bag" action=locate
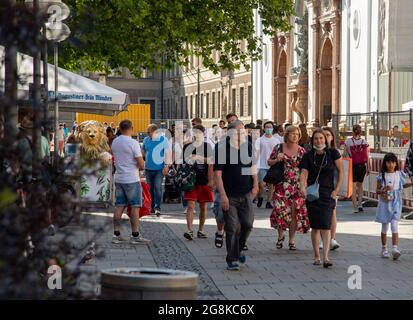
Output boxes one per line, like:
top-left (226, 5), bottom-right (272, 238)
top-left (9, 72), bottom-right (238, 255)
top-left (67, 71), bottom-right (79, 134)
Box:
top-left (263, 144), bottom-right (284, 184)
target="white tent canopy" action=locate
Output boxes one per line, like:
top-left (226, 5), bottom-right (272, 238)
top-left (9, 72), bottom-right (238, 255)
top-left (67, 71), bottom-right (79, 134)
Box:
top-left (402, 100), bottom-right (413, 111)
top-left (0, 45), bottom-right (129, 115)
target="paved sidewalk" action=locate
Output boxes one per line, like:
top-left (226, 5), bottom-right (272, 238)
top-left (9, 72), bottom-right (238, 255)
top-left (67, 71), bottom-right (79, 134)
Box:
top-left (68, 200), bottom-right (413, 300)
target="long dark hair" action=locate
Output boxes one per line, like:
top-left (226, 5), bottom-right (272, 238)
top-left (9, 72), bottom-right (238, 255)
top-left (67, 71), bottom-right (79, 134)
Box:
top-left (380, 152), bottom-right (399, 183)
top-left (310, 128), bottom-right (328, 149)
top-left (322, 126), bottom-right (336, 148)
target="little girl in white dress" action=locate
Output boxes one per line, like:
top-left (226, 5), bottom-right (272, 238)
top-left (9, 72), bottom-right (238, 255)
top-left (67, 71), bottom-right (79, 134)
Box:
top-left (376, 153), bottom-right (412, 260)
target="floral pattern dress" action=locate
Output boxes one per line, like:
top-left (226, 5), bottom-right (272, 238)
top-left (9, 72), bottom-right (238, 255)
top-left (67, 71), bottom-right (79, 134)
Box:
top-left (269, 145), bottom-right (310, 233)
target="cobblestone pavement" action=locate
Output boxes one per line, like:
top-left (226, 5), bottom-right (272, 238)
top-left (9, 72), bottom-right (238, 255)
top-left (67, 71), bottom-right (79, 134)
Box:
top-left (67, 199), bottom-right (413, 300)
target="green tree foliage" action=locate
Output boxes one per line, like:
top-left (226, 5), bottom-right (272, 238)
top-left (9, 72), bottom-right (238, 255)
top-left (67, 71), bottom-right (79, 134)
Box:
top-left (61, 0), bottom-right (294, 75)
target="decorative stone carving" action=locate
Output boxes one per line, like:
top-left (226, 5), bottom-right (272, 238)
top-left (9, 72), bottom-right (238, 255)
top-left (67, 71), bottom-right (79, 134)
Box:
top-left (291, 10), bottom-right (309, 75)
top-left (378, 0), bottom-right (387, 74)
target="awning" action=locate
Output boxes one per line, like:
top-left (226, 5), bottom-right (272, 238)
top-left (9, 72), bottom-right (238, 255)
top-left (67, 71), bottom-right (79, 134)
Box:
top-left (0, 45), bottom-right (129, 115)
top-left (402, 100), bottom-right (413, 111)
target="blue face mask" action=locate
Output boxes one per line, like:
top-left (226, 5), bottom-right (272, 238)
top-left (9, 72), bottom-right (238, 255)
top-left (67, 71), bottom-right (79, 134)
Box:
top-left (265, 128), bottom-right (273, 135)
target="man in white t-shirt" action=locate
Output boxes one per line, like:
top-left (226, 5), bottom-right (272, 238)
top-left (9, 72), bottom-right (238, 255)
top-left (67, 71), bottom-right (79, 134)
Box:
top-left (111, 120), bottom-right (150, 244)
top-left (344, 124), bottom-right (370, 213)
top-left (254, 121), bottom-right (280, 209)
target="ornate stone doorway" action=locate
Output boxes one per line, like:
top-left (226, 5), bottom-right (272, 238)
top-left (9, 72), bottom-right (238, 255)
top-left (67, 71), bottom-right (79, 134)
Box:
top-left (319, 38), bottom-right (333, 126)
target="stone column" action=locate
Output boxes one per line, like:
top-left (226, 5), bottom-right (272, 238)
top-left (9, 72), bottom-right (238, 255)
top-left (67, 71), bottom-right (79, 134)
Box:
top-left (272, 36), bottom-right (277, 121)
top-left (310, 22), bottom-right (320, 129)
top-left (331, 11), bottom-right (341, 116)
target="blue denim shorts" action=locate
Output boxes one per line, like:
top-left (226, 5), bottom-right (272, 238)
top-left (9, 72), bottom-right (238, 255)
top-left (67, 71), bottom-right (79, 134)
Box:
top-left (258, 168), bottom-right (268, 183)
top-left (115, 182), bottom-right (142, 207)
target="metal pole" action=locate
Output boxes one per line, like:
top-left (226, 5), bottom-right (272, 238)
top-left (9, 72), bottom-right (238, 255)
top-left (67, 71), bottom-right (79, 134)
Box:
top-left (53, 42), bottom-right (59, 164)
top-left (409, 108), bottom-right (413, 143)
top-left (42, 29), bottom-right (48, 122)
top-left (388, 70), bottom-right (392, 113)
top-left (161, 55), bottom-right (164, 121)
top-left (376, 111), bottom-right (381, 151)
top-left (32, 0), bottom-right (42, 175)
top-left (373, 112), bottom-right (377, 150)
top-left (41, 28), bottom-right (50, 155)
top-left (4, 44), bottom-right (18, 136)
top-left (4, 0), bottom-right (18, 138)
top-left (197, 62), bottom-right (200, 117)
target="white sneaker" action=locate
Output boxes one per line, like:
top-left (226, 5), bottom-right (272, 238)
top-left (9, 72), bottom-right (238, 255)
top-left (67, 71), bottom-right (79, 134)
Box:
top-left (353, 207), bottom-right (359, 214)
top-left (330, 239), bottom-right (340, 251)
top-left (381, 248), bottom-right (390, 259)
top-left (392, 248), bottom-right (401, 260)
top-left (130, 235), bottom-right (151, 244)
top-left (112, 235), bottom-right (127, 244)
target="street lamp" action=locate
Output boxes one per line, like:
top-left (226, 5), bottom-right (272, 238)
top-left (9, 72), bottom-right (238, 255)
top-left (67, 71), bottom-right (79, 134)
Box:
top-left (26, 0), bottom-right (71, 163)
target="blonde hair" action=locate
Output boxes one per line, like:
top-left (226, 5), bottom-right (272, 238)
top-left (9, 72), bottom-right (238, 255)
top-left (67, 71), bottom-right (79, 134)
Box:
top-left (284, 125), bottom-right (301, 143)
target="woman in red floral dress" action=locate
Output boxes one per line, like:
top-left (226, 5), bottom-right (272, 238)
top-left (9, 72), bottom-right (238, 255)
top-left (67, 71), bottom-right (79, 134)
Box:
top-left (268, 125), bottom-right (310, 250)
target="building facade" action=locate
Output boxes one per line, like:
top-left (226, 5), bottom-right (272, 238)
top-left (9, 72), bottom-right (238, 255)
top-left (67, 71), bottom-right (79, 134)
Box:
top-left (272, 0), bottom-right (413, 131)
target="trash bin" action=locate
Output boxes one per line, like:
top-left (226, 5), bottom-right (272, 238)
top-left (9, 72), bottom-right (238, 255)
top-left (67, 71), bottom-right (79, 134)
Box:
top-left (100, 268), bottom-right (198, 300)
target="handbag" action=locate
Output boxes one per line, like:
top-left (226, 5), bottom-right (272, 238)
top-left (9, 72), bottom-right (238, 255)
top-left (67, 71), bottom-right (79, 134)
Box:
top-left (306, 152), bottom-right (326, 202)
top-left (174, 163), bottom-right (196, 191)
top-left (263, 144), bottom-right (284, 184)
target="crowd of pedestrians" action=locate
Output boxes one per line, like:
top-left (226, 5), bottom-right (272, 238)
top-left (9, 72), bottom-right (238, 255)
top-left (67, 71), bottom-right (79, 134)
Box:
top-left (101, 115), bottom-right (413, 271)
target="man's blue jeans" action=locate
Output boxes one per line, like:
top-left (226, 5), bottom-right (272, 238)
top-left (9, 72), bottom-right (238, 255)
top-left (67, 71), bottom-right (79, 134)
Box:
top-left (145, 169), bottom-right (163, 210)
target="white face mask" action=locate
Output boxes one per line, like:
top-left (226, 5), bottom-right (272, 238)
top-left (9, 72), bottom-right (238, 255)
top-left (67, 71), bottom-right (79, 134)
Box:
top-left (313, 144), bottom-right (326, 151)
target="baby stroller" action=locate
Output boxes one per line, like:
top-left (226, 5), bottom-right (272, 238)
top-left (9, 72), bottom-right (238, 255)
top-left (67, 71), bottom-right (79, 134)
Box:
top-left (163, 167), bottom-right (181, 203)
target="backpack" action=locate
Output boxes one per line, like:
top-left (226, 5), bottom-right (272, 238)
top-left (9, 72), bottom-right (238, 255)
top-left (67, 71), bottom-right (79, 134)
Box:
top-left (174, 163), bottom-right (196, 191)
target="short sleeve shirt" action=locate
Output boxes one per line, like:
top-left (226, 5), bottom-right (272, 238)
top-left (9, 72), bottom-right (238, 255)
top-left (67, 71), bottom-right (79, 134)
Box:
top-left (111, 135), bottom-right (142, 183)
top-left (299, 148), bottom-right (341, 192)
top-left (142, 135), bottom-right (170, 171)
top-left (345, 137), bottom-right (369, 155)
top-left (214, 137), bottom-right (254, 197)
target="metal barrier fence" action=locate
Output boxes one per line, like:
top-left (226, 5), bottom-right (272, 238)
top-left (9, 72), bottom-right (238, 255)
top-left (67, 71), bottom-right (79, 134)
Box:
top-left (332, 110), bottom-right (413, 210)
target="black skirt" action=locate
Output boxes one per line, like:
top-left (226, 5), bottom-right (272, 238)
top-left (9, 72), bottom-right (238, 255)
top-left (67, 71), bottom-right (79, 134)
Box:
top-left (306, 190), bottom-right (336, 230)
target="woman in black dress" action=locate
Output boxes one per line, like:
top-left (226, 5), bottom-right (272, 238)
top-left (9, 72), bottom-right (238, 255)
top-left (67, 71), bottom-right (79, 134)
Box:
top-left (299, 129), bottom-right (343, 268)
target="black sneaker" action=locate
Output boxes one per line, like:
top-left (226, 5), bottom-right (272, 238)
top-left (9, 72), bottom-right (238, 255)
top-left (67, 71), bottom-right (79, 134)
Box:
top-left (358, 206), bottom-right (364, 212)
top-left (257, 197), bottom-right (263, 208)
top-left (265, 202), bottom-right (273, 209)
top-left (241, 244), bottom-right (248, 251)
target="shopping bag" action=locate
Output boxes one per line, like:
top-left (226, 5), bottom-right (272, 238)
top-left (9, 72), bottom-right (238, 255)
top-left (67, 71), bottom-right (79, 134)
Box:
top-left (126, 181), bottom-right (152, 218)
top-left (338, 157), bottom-right (353, 198)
